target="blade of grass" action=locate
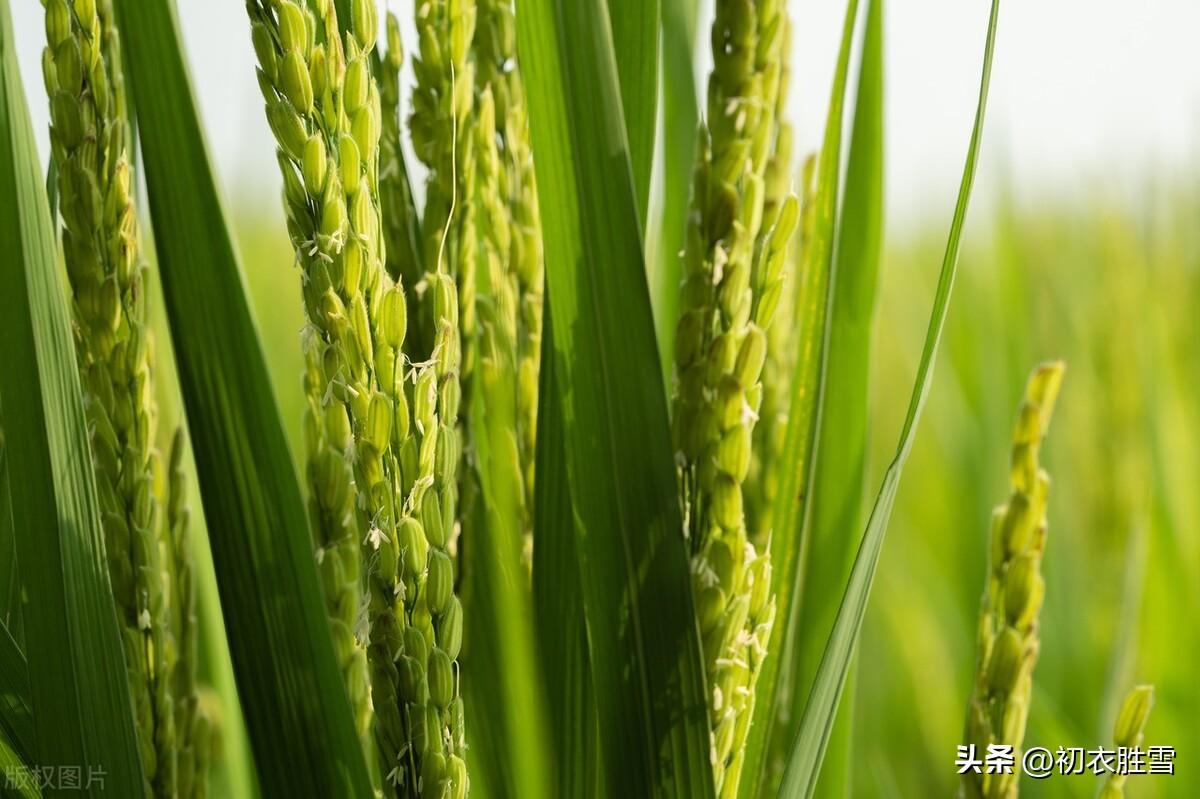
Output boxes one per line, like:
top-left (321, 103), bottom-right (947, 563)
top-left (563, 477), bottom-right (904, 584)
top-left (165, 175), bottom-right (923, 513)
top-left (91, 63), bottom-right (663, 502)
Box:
top-left (516, 0), bottom-right (714, 795)
top-left (0, 0), bottom-right (145, 790)
top-left (111, 1), bottom-right (372, 793)
top-left (138, 208), bottom-right (260, 798)
top-left (788, 1), bottom-right (886, 794)
top-left (607, 0), bottom-right (659, 229)
top-left (464, 341), bottom-right (554, 799)
top-left (650, 0), bottom-right (701, 378)
top-left (0, 431), bottom-right (19, 641)
top-left (533, 304), bottom-right (602, 798)
top-left (0, 730), bottom-right (38, 799)
top-left (190, 501), bottom-right (261, 799)
top-left (531, 2), bottom-right (677, 787)
top-left (739, 0), bottom-right (863, 793)
top-left (0, 622), bottom-right (32, 767)
top-left (780, 2), bottom-right (1001, 794)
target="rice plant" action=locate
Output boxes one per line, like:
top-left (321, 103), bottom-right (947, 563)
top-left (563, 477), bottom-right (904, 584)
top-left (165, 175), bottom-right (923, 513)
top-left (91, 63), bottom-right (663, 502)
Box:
top-left (959, 361), bottom-right (1062, 799)
top-left (42, 0), bottom-right (208, 793)
top-left (3, 0), bottom-right (1185, 798)
top-left (1101, 685), bottom-right (1155, 799)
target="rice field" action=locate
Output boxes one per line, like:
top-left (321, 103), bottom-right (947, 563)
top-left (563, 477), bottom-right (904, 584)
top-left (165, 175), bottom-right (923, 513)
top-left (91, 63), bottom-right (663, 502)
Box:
top-left (0, 0), bottom-right (1195, 797)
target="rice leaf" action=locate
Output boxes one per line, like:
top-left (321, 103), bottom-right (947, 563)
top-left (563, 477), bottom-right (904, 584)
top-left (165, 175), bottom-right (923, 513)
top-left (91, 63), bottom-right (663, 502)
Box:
top-left (464, 327), bottom-right (554, 799)
top-left (0, 431), bottom-right (19, 642)
top-left (0, 622), bottom-right (32, 768)
top-left (650, 0), bottom-right (701, 377)
top-left (110, 1), bottom-right (372, 793)
top-left (531, 1), bottom-right (676, 788)
top-left (516, 0), bottom-right (714, 795)
top-left (0, 729), bottom-right (38, 799)
top-left (0, 0), bottom-right (146, 790)
top-left (532, 304), bottom-right (602, 798)
top-left (779, 1), bottom-right (1001, 794)
top-left (607, 0), bottom-right (659, 228)
top-left (739, 0), bottom-right (863, 792)
top-left (785, 0), bottom-right (886, 793)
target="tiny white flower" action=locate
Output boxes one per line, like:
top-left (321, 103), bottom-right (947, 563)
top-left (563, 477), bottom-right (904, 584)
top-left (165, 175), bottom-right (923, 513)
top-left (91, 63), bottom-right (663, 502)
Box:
top-left (364, 524), bottom-right (386, 551)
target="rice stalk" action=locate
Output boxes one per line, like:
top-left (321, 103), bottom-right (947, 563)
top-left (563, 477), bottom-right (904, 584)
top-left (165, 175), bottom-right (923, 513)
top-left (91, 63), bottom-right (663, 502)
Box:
top-left (471, 83), bottom-right (517, 409)
top-left (670, 0), bottom-right (799, 794)
top-left (405, 5), bottom-right (474, 794)
top-left (748, 153), bottom-right (816, 550)
top-left (247, 0), bottom-right (374, 762)
top-left (960, 361), bottom-right (1065, 799)
top-left (474, 0), bottom-right (543, 548)
top-left (41, 0), bottom-right (203, 792)
top-left (1099, 685), bottom-right (1154, 799)
top-left (247, 1), bottom-right (467, 795)
top-left (166, 429), bottom-right (212, 798)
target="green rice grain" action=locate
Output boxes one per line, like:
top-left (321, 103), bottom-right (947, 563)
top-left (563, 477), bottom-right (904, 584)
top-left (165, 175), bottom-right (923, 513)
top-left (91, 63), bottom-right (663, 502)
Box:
top-left (960, 361), bottom-right (1065, 799)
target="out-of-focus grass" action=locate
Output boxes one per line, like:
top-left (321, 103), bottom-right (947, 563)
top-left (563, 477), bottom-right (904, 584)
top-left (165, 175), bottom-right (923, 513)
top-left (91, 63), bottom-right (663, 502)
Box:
top-left (859, 184), bottom-right (1200, 797)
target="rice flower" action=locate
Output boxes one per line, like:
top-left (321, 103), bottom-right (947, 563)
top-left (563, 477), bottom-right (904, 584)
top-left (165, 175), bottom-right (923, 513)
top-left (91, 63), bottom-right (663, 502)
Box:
top-left (670, 0), bottom-right (799, 794)
top-left (748, 150), bottom-right (813, 548)
top-left (960, 361), bottom-right (1065, 799)
top-left (247, 0), bottom-right (376, 761)
top-left (248, 0), bottom-right (468, 794)
top-left (42, 0), bottom-right (201, 792)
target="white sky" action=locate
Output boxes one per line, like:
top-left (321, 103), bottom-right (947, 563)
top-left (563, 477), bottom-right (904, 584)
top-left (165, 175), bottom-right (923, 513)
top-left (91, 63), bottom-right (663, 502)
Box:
top-left (11, 1), bottom-right (1200, 229)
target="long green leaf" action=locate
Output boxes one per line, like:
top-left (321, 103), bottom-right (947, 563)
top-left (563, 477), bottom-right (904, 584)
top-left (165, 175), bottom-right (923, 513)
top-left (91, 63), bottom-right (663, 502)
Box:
top-left (740, 1), bottom-right (863, 793)
top-left (532, 304), bottom-right (602, 798)
top-left (516, 0), bottom-right (714, 795)
top-left (111, 1), bottom-right (371, 794)
top-left (607, 0), bottom-right (659, 228)
top-left (0, 729), bottom-right (39, 799)
top-left (0, 430), bottom-right (19, 641)
top-left (780, 1), bottom-right (1001, 794)
top-left (531, 1), bottom-right (668, 792)
top-left (463, 340), bottom-right (553, 799)
top-left (138, 227), bottom-right (259, 797)
top-left (0, 0), bottom-right (145, 792)
top-left (650, 0), bottom-right (701, 377)
top-left (788, 0), bottom-right (886, 793)
top-left (0, 623), bottom-right (32, 768)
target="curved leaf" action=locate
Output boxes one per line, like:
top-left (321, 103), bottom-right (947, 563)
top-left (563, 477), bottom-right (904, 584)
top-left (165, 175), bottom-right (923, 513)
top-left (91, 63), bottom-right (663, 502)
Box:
top-left (740, 0), bottom-right (864, 792)
top-left (780, 1), bottom-right (1002, 794)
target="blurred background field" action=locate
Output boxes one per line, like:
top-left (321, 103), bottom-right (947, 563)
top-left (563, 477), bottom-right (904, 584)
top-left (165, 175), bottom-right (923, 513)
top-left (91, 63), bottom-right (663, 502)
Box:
top-left (859, 181), bottom-right (1200, 797)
